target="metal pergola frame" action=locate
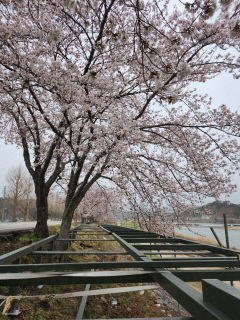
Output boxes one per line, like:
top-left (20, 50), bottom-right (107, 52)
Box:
top-left (0, 223), bottom-right (240, 320)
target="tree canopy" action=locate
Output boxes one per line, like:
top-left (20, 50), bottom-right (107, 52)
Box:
top-left (0, 0), bottom-right (239, 236)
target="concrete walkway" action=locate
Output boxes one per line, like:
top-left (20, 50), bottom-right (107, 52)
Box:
top-left (0, 221), bottom-right (61, 234)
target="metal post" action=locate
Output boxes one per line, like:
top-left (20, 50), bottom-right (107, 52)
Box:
top-left (48, 240), bottom-right (54, 263)
top-left (69, 231), bottom-right (72, 247)
top-left (6, 286), bottom-right (21, 316)
top-left (73, 229), bottom-right (77, 240)
top-left (210, 227), bottom-right (223, 247)
top-left (6, 259), bottom-right (20, 316)
top-left (76, 268), bottom-right (94, 320)
top-left (223, 214), bottom-right (233, 287)
top-left (36, 247), bottom-right (42, 264)
top-left (2, 186), bottom-right (6, 221)
top-left (75, 283), bottom-right (91, 319)
top-left (223, 214), bottom-right (230, 249)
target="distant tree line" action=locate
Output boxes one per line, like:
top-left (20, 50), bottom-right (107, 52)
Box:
top-left (0, 165), bottom-right (64, 222)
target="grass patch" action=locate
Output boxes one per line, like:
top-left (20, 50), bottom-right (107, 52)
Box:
top-left (19, 232), bottom-right (39, 243)
top-left (84, 283), bottom-right (180, 319)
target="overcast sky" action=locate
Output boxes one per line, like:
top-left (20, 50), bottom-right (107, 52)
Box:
top-left (0, 73), bottom-right (239, 203)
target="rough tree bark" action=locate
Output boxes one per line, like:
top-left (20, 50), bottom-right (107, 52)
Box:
top-left (57, 167), bottom-right (102, 250)
top-left (34, 178), bottom-right (49, 238)
top-left (57, 200), bottom-right (80, 250)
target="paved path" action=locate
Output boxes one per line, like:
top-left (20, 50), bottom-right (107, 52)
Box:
top-left (0, 221), bottom-right (61, 234)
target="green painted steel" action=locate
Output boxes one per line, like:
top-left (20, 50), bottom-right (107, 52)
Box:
top-left (88, 318), bottom-right (193, 320)
top-left (4, 268), bottom-right (240, 286)
top-left (1, 263), bottom-right (240, 282)
top-left (68, 233), bottom-right (108, 235)
top-left (152, 270), bottom-right (230, 320)
top-left (0, 259), bottom-right (240, 272)
top-left (122, 238), bottom-right (186, 243)
top-left (101, 224), bottom-right (234, 320)
top-left (76, 283), bottom-right (91, 319)
top-left (134, 244), bottom-right (213, 250)
top-left (151, 257), bottom-right (237, 261)
top-left (172, 269), bottom-right (240, 282)
top-left (135, 244), bottom-right (240, 256)
top-left (0, 270), bottom-right (154, 286)
top-left (56, 238), bottom-right (116, 241)
top-left (0, 235), bottom-right (57, 264)
top-left (202, 279), bottom-right (240, 320)
top-left (142, 251), bottom-right (220, 255)
top-left (1, 223), bottom-right (240, 320)
top-left (75, 267), bottom-right (95, 320)
top-left (32, 251), bottom-right (129, 255)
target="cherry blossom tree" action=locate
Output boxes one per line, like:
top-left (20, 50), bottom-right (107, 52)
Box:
top-left (0, 98), bottom-right (68, 237)
top-left (76, 185), bottom-right (120, 223)
top-left (0, 0), bottom-right (239, 240)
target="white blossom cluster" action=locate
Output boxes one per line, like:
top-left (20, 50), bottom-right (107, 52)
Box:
top-left (0, 0), bottom-right (239, 236)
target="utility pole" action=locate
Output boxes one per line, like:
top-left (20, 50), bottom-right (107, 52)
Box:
top-left (25, 178), bottom-right (32, 222)
top-left (3, 186), bottom-right (6, 221)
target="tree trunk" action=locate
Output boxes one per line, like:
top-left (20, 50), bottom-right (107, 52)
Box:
top-left (57, 205), bottom-right (75, 250)
top-left (34, 182), bottom-right (49, 238)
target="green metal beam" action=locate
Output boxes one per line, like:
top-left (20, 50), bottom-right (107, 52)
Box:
top-left (56, 239), bottom-right (116, 241)
top-left (1, 258), bottom-right (239, 270)
top-left (142, 251), bottom-right (220, 256)
top-left (173, 269), bottom-right (240, 282)
top-left (76, 282), bottom-right (91, 319)
top-left (0, 235), bottom-right (57, 264)
top-left (134, 244), bottom-right (212, 250)
top-left (32, 251), bottom-right (129, 255)
top-left (87, 318), bottom-right (193, 320)
top-left (68, 233), bottom-right (108, 235)
top-left (1, 223), bottom-right (239, 320)
top-left (202, 279), bottom-right (240, 320)
top-left (0, 270), bottom-right (154, 286)
top-left (101, 225), bottom-right (232, 320)
top-left (1, 264), bottom-right (240, 281)
top-left (152, 270), bottom-right (230, 320)
top-left (123, 238), bottom-right (185, 243)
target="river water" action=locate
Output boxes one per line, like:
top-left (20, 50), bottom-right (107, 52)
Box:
top-left (175, 223), bottom-right (240, 249)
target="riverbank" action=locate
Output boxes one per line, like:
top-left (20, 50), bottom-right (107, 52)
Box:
top-left (176, 231), bottom-right (240, 251)
top-left (176, 232), bottom-right (219, 246)
top-left (176, 222), bottom-right (240, 249)
top-left (176, 231), bottom-right (240, 291)
top-left (177, 224), bottom-right (240, 230)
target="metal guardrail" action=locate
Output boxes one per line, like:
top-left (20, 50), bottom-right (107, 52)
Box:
top-left (0, 223), bottom-right (240, 319)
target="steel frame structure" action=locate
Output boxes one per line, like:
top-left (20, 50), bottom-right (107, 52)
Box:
top-left (0, 223), bottom-right (240, 319)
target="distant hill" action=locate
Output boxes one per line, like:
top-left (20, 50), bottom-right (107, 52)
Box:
top-left (195, 201), bottom-right (240, 223)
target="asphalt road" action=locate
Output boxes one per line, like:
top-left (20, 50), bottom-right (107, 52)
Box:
top-left (0, 221), bottom-right (61, 234)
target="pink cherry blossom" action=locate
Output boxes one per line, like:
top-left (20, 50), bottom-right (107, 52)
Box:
top-left (0, 0), bottom-right (239, 240)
